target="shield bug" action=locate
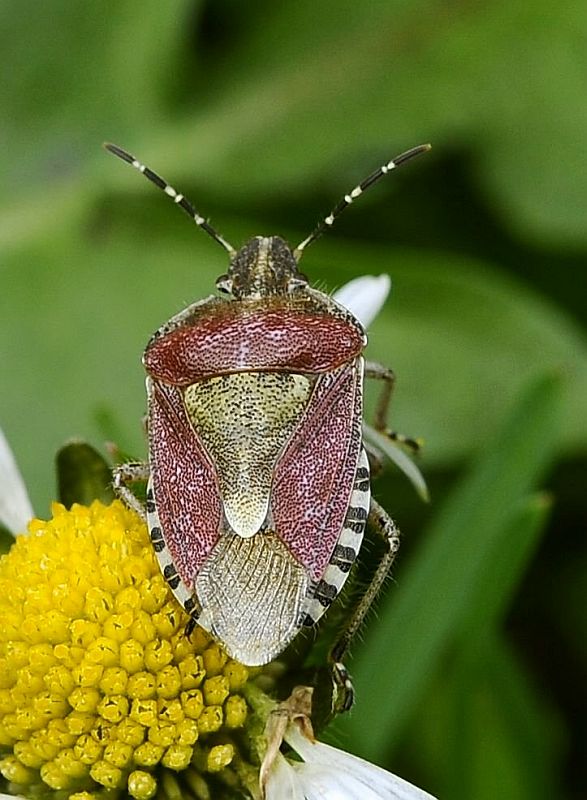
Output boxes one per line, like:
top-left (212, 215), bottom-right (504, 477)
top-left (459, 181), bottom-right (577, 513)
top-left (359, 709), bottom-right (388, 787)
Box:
top-left (107, 142), bottom-right (430, 700)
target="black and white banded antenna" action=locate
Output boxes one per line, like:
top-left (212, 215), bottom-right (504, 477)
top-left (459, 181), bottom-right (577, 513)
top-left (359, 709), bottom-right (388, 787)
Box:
top-left (293, 143), bottom-right (431, 261)
top-left (104, 143), bottom-right (236, 257)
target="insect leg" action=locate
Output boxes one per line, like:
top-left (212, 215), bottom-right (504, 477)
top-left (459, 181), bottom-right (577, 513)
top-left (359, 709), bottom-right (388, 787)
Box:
top-left (364, 439), bottom-right (388, 479)
top-left (112, 461), bottom-right (150, 519)
top-left (365, 360), bottom-right (422, 453)
top-left (328, 497), bottom-right (401, 713)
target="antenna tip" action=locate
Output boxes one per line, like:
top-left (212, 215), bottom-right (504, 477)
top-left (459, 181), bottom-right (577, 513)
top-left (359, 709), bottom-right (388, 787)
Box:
top-left (412, 143), bottom-right (432, 155)
top-left (103, 142), bottom-right (135, 164)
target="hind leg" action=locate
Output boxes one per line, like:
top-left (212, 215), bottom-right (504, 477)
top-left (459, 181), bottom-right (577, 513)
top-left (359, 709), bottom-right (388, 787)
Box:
top-left (328, 497), bottom-right (400, 714)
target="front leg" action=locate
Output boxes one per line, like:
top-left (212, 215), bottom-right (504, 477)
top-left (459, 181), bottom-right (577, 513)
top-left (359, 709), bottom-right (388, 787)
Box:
top-left (365, 360), bottom-right (422, 453)
top-left (113, 461), bottom-right (150, 519)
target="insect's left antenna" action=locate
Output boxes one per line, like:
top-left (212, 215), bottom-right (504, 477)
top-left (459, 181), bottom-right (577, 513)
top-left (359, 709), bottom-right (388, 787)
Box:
top-left (104, 143), bottom-right (236, 257)
top-left (294, 143), bottom-right (431, 260)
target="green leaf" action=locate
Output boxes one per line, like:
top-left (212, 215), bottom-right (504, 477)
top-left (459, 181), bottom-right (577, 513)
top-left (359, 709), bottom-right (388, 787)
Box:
top-left (334, 373), bottom-right (562, 761)
top-left (447, 634), bottom-right (563, 800)
top-left (0, 527), bottom-right (15, 555)
top-left (56, 441), bottom-right (114, 508)
top-left (445, 494), bottom-right (557, 799)
top-left (457, 492), bottom-right (553, 643)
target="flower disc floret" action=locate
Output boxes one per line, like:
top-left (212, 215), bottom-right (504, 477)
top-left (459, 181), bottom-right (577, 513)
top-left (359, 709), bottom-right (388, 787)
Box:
top-left (0, 500), bottom-right (249, 799)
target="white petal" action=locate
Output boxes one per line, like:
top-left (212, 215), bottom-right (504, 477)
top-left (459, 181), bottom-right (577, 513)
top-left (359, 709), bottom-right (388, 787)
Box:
top-left (0, 429), bottom-right (34, 536)
top-left (333, 274), bottom-right (391, 328)
top-left (363, 424), bottom-right (430, 502)
top-left (264, 753), bottom-right (305, 800)
top-left (285, 727), bottom-right (437, 800)
top-left (295, 762), bottom-right (388, 800)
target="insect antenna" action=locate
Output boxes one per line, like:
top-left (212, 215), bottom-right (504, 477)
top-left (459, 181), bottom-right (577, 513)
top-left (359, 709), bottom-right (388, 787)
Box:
top-left (104, 142), bottom-right (236, 257)
top-left (293, 143), bottom-right (431, 260)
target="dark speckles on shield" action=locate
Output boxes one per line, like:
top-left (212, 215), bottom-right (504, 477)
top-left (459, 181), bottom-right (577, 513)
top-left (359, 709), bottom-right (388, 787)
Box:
top-left (184, 596), bottom-right (197, 613)
top-left (183, 371), bottom-right (312, 539)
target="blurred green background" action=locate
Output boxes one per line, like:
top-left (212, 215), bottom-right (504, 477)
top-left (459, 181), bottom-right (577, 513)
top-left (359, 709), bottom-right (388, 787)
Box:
top-left (1, 2), bottom-right (585, 798)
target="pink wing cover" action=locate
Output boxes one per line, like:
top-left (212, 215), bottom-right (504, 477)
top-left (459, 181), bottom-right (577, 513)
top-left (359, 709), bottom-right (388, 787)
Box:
top-left (146, 299), bottom-right (364, 587)
top-left (272, 360), bottom-right (363, 581)
top-left (148, 381), bottom-right (222, 587)
top-left (144, 306), bottom-right (364, 383)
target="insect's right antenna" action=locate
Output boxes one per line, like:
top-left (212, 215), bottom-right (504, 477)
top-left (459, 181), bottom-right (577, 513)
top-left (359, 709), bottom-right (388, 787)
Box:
top-left (104, 143), bottom-right (236, 257)
top-left (294, 143), bottom-right (431, 260)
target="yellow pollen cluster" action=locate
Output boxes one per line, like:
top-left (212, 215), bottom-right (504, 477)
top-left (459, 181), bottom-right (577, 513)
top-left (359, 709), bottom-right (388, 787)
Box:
top-left (0, 501), bottom-right (249, 799)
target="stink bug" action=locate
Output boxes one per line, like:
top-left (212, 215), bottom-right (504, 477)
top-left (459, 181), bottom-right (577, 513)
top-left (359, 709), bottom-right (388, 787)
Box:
top-left (108, 142), bottom-right (430, 702)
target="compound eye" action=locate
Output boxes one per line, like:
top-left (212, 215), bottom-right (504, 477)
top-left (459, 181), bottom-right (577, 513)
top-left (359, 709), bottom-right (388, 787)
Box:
top-left (287, 274), bottom-right (308, 291)
top-left (216, 274), bottom-right (233, 294)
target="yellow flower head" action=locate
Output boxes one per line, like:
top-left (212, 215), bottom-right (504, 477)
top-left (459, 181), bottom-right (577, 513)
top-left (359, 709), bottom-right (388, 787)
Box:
top-left (0, 501), bottom-right (250, 799)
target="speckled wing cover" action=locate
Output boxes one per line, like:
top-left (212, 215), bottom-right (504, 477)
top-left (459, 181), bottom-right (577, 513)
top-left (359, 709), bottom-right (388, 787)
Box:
top-left (272, 360), bottom-right (364, 582)
top-left (144, 295), bottom-right (367, 665)
top-left (146, 379), bottom-right (223, 612)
